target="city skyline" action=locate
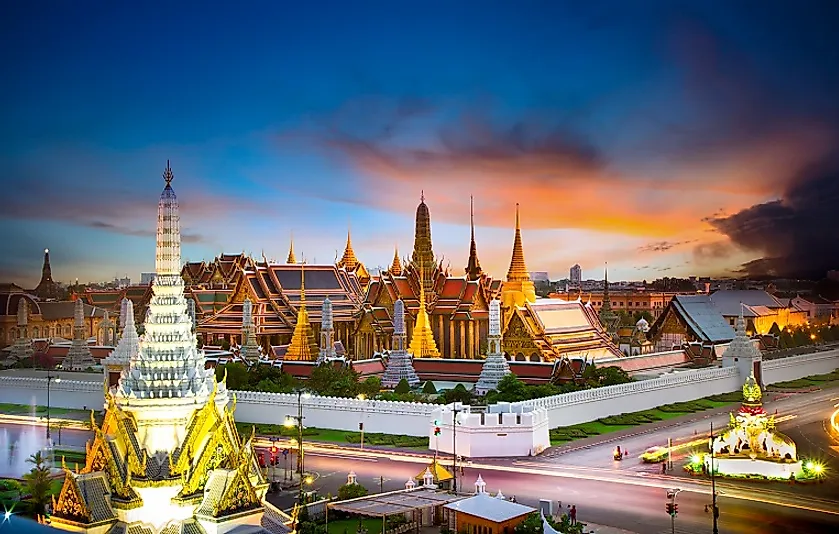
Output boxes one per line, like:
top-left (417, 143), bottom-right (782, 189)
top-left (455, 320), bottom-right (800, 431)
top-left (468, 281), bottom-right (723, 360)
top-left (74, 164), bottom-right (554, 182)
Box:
top-left (2, 2), bottom-right (839, 287)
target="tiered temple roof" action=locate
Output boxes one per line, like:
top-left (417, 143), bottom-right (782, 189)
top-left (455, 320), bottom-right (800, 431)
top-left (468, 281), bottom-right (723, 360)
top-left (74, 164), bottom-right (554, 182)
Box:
top-left (502, 299), bottom-right (622, 361)
top-left (197, 261), bottom-right (365, 338)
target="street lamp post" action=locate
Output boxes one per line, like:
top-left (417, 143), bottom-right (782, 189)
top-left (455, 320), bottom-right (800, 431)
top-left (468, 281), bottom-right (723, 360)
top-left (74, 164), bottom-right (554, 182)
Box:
top-left (357, 394), bottom-right (366, 450)
top-left (710, 422), bottom-right (719, 534)
top-left (285, 389), bottom-right (310, 504)
top-left (45, 373), bottom-right (61, 442)
top-left (451, 403), bottom-right (462, 494)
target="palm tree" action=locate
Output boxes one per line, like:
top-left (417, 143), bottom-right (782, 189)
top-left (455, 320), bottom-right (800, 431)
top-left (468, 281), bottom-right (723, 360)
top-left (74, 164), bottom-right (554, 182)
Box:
top-left (24, 452), bottom-right (53, 516)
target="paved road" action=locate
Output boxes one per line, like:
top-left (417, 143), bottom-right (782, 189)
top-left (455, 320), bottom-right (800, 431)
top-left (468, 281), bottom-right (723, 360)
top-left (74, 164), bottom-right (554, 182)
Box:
top-left (270, 450), bottom-right (839, 534)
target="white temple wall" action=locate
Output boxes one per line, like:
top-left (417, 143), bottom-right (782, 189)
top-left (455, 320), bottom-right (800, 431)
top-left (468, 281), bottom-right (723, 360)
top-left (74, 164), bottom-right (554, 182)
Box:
top-left (762, 349), bottom-right (839, 385)
top-left (0, 377), bottom-right (103, 411)
top-left (231, 391), bottom-right (435, 437)
top-left (429, 404), bottom-right (550, 458)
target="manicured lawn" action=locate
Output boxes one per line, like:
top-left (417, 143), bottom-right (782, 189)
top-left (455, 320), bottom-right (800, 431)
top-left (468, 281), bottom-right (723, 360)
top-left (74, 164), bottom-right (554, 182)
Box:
top-left (0, 403), bottom-right (91, 417)
top-left (772, 369), bottom-right (839, 389)
top-left (326, 518), bottom-right (386, 534)
top-left (236, 422), bottom-right (429, 449)
top-left (549, 393), bottom-right (740, 445)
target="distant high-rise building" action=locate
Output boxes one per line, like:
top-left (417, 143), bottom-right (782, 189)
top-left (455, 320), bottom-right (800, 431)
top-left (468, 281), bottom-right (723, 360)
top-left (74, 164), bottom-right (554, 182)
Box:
top-left (139, 272), bottom-right (156, 286)
top-left (570, 264), bottom-right (582, 285)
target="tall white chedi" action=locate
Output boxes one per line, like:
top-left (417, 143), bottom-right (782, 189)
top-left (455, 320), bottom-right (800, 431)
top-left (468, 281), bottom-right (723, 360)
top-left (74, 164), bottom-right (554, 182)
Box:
top-left (475, 299), bottom-right (511, 395)
top-left (317, 297), bottom-right (337, 363)
top-left (722, 303), bottom-right (763, 386)
top-left (239, 298), bottom-right (261, 362)
top-left (382, 299), bottom-right (420, 388)
top-left (63, 298), bottom-right (96, 370)
top-left (114, 162), bottom-right (227, 453)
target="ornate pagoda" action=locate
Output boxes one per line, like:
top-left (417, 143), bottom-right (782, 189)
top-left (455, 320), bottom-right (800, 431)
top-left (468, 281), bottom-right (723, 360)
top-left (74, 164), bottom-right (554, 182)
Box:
top-left (50, 162), bottom-right (268, 534)
top-left (475, 299), bottom-right (510, 395)
top-left (283, 262), bottom-right (319, 361)
top-left (62, 298), bottom-right (96, 370)
top-left (382, 299), bottom-right (420, 388)
top-left (32, 248), bottom-right (64, 301)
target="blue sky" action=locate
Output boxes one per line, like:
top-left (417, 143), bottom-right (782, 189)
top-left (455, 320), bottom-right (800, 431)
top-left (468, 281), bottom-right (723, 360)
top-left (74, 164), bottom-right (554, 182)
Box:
top-left (2, 1), bottom-right (838, 286)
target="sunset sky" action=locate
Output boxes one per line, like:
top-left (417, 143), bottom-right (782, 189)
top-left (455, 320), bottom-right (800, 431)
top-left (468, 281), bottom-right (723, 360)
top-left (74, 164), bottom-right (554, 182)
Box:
top-left (2, 1), bottom-right (838, 288)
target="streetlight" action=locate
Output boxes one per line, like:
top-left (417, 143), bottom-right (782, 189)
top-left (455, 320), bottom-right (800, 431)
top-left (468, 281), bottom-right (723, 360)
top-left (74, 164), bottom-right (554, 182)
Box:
top-left (710, 422), bottom-right (719, 534)
top-left (45, 373), bottom-right (61, 442)
top-left (357, 394), bottom-right (366, 450)
top-left (285, 389), bottom-right (310, 504)
top-left (451, 403), bottom-right (463, 494)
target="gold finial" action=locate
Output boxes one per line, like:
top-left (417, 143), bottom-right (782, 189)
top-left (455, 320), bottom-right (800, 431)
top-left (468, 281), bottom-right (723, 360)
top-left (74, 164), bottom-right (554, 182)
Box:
top-left (163, 160), bottom-right (174, 185)
top-left (339, 225), bottom-right (358, 269)
top-left (287, 232), bottom-right (296, 264)
top-left (421, 190), bottom-right (425, 203)
top-left (506, 203), bottom-right (530, 282)
top-left (391, 245), bottom-right (402, 275)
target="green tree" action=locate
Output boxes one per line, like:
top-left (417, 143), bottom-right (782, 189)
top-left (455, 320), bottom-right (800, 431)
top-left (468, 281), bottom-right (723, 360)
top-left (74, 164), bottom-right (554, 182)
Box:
top-left (495, 374), bottom-right (530, 402)
top-left (422, 381), bottom-right (438, 394)
top-left (337, 482), bottom-right (369, 501)
top-left (216, 363), bottom-right (249, 390)
top-left (359, 376), bottom-right (382, 398)
top-left (394, 378), bottom-right (411, 394)
top-left (632, 310), bottom-right (654, 324)
top-left (309, 363), bottom-right (362, 397)
top-left (442, 384), bottom-right (473, 404)
top-left (514, 513), bottom-right (543, 534)
top-left (24, 452), bottom-right (52, 516)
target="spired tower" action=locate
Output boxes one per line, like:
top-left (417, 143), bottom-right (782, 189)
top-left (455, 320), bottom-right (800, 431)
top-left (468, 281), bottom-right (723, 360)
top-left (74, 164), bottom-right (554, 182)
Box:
top-left (475, 299), bottom-right (511, 395)
top-left (50, 162), bottom-right (267, 534)
top-left (390, 246), bottom-right (403, 276)
top-left (114, 162), bottom-right (227, 452)
top-left (411, 192), bottom-right (436, 295)
top-left (239, 298), bottom-right (261, 362)
top-left (465, 196), bottom-right (483, 281)
top-left (286, 233), bottom-right (297, 264)
top-left (317, 297), bottom-right (337, 363)
top-left (9, 298), bottom-right (34, 362)
top-left (33, 248), bottom-right (63, 300)
top-left (63, 298), bottom-right (96, 371)
top-left (722, 304), bottom-right (764, 386)
top-left (381, 299), bottom-right (420, 388)
top-left (284, 262), bottom-right (319, 361)
top-left (500, 204), bottom-right (536, 319)
top-left (408, 273), bottom-right (440, 358)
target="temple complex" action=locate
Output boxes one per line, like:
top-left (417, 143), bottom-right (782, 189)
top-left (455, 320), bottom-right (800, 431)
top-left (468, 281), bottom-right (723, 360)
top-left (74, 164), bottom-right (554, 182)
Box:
top-left (50, 161), bottom-right (268, 533)
top-left (62, 298), bottom-right (96, 370)
top-left (355, 195), bottom-right (495, 359)
top-left (381, 299), bottom-right (420, 388)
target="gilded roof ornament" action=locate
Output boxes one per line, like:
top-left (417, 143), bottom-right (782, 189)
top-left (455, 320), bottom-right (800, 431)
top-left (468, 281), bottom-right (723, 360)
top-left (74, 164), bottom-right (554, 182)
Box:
top-left (506, 203), bottom-right (530, 282)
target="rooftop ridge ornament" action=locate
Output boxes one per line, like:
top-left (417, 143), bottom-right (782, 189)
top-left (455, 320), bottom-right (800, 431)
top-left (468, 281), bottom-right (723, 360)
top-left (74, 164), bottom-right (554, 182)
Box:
top-left (163, 159), bottom-right (174, 185)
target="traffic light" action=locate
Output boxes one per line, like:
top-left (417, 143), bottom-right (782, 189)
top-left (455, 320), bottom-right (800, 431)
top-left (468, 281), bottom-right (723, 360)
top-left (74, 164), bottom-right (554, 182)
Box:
top-left (271, 444), bottom-right (278, 454)
top-left (665, 503), bottom-right (674, 516)
top-left (673, 504), bottom-right (678, 516)
top-left (359, 422), bottom-right (364, 431)
top-left (434, 426), bottom-right (441, 436)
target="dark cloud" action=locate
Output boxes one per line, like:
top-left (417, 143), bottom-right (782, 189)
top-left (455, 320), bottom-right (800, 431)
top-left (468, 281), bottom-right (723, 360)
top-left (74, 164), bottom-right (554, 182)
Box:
top-left (86, 221), bottom-right (204, 243)
top-left (693, 241), bottom-right (734, 262)
top-left (707, 157), bottom-right (839, 278)
top-left (638, 240), bottom-right (696, 253)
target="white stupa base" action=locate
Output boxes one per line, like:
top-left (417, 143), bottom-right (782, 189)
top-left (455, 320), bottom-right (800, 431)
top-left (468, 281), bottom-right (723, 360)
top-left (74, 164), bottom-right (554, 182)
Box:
top-left (120, 485), bottom-right (196, 529)
top-left (707, 456), bottom-right (803, 479)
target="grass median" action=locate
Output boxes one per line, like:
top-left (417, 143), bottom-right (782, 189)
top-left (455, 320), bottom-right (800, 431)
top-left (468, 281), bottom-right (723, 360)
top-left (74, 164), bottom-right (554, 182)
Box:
top-left (235, 422), bottom-right (429, 449)
top-left (549, 391), bottom-right (741, 446)
top-left (769, 369), bottom-right (839, 390)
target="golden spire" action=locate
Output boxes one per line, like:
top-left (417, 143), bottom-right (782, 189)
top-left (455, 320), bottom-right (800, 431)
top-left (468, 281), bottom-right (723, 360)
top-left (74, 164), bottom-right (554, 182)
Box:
top-left (339, 227), bottom-right (358, 269)
top-left (287, 232), bottom-right (296, 264)
top-left (391, 245), bottom-right (403, 276)
top-left (506, 203), bottom-right (530, 282)
top-left (411, 192), bottom-right (435, 294)
top-left (285, 259), bottom-right (318, 361)
top-left (408, 270), bottom-right (440, 358)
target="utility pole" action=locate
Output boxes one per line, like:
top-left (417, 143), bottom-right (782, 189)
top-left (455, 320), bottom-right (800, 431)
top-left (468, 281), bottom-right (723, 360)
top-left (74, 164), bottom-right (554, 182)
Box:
top-left (711, 422), bottom-right (719, 534)
top-left (452, 403), bottom-right (462, 493)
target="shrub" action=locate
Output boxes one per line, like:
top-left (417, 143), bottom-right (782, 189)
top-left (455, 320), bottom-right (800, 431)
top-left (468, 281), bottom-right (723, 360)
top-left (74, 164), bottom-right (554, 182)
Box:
top-left (422, 381), bottom-right (438, 394)
top-left (395, 379), bottom-right (411, 394)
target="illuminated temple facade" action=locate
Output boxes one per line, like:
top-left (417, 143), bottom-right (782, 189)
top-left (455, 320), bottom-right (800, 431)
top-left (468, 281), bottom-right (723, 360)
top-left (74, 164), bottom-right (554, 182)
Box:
top-left (50, 163), bottom-right (271, 534)
top-left (355, 195), bottom-right (499, 359)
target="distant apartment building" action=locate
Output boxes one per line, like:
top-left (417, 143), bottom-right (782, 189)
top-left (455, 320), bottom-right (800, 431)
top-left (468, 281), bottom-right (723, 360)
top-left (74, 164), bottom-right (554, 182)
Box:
top-left (139, 273), bottom-right (156, 286)
top-left (549, 289), bottom-right (680, 318)
top-left (570, 264), bottom-right (582, 285)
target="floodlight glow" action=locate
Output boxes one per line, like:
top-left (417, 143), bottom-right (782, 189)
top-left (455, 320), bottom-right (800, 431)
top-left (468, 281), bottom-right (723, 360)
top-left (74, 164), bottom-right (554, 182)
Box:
top-left (305, 476), bottom-right (313, 484)
top-left (691, 454), bottom-right (702, 465)
top-left (806, 461), bottom-right (814, 470)
top-left (284, 418), bottom-right (295, 428)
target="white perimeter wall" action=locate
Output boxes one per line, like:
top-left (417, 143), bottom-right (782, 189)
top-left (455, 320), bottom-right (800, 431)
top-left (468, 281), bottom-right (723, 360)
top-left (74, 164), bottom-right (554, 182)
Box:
top-left (508, 348), bottom-right (839, 428)
top-left (0, 348), bottom-right (836, 439)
